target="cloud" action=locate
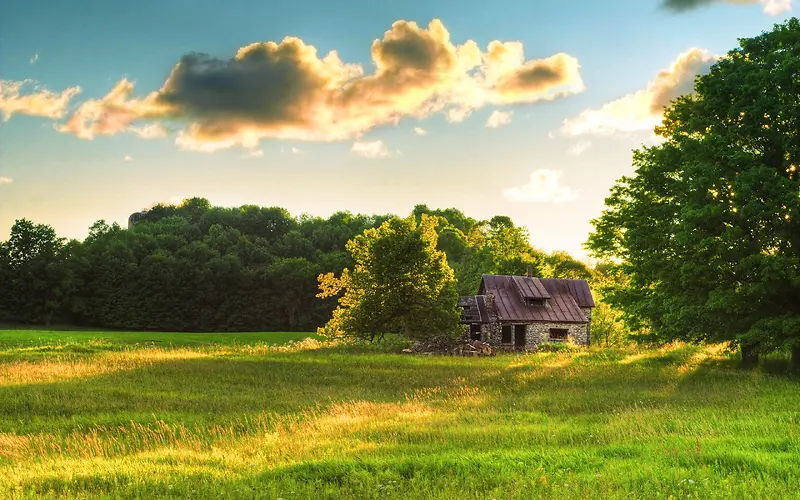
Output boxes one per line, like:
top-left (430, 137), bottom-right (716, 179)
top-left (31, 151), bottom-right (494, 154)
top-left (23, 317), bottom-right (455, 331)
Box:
top-left (0, 177), bottom-right (13, 185)
top-left (130, 123), bottom-right (168, 139)
top-left (413, 126), bottom-right (427, 135)
top-left (124, 155), bottom-right (133, 161)
top-left (661, 0), bottom-right (791, 15)
top-left (0, 80), bottom-right (81, 121)
top-left (57, 19), bottom-right (585, 151)
top-left (351, 139), bottom-right (390, 158)
top-left (291, 147), bottom-right (302, 154)
top-left (567, 140), bottom-right (592, 156)
top-left (560, 48), bottom-right (718, 137)
top-left (57, 78), bottom-right (167, 139)
top-left (486, 109), bottom-right (513, 128)
top-left (503, 170), bottom-right (578, 203)
top-left (30, 53), bottom-right (39, 64)
top-left (241, 149), bottom-right (264, 159)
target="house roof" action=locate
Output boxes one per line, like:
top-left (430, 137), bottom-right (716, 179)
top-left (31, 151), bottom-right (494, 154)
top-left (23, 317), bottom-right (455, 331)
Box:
top-left (469, 274), bottom-right (594, 324)
top-left (458, 295), bottom-right (490, 323)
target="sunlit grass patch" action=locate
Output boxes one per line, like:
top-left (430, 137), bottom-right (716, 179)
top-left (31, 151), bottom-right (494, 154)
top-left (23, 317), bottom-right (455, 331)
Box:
top-left (1, 330), bottom-right (798, 498)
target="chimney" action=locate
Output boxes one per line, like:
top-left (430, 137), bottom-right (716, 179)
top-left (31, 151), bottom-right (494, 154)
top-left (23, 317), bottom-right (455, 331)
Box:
top-left (526, 264), bottom-right (533, 278)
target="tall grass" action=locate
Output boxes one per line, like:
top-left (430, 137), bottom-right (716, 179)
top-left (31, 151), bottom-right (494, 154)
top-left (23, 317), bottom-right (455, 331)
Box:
top-left (1, 332), bottom-right (798, 498)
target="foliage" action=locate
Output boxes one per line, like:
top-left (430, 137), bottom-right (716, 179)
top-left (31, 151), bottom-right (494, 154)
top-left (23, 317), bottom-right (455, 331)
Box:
top-left (587, 19), bottom-right (800, 360)
top-left (318, 214), bottom-right (461, 341)
top-left (1, 198), bottom-right (602, 332)
top-left (2, 333), bottom-right (799, 497)
top-left (0, 219), bottom-right (72, 325)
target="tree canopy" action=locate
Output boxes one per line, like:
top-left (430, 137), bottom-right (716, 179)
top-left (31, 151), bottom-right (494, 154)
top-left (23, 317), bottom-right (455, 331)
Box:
top-left (0, 198), bottom-right (599, 333)
top-left (587, 19), bottom-right (800, 364)
top-left (318, 214), bottom-right (461, 341)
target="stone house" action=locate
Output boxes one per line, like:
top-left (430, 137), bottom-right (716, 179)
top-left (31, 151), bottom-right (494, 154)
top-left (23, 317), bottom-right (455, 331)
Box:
top-left (458, 273), bottom-right (595, 350)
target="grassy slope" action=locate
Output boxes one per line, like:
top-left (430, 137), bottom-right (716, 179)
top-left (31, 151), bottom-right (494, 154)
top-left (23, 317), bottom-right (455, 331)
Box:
top-left (1, 331), bottom-right (798, 499)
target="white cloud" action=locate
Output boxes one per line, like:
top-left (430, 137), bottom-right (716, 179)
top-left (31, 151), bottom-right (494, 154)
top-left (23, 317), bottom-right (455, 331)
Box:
top-left (567, 140), bottom-right (592, 156)
top-left (761, 0), bottom-right (792, 14)
top-left (486, 110), bottom-right (513, 128)
top-left (503, 170), bottom-right (578, 203)
top-left (241, 149), bottom-right (264, 159)
top-left (291, 147), bottom-right (302, 154)
top-left (413, 127), bottom-right (428, 136)
top-left (560, 48), bottom-right (718, 137)
top-left (351, 140), bottom-right (390, 159)
top-left (0, 177), bottom-right (13, 185)
top-left (130, 123), bottom-right (168, 139)
top-left (0, 79), bottom-right (81, 121)
top-left (30, 53), bottom-right (39, 64)
top-left (124, 155), bottom-right (133, 161)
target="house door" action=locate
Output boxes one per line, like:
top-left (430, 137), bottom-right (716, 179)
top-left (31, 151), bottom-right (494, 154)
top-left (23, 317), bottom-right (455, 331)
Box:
top-left (514, 325), bottom-right (526, 347)
top-left (470, 324), bottom-right (481, 341)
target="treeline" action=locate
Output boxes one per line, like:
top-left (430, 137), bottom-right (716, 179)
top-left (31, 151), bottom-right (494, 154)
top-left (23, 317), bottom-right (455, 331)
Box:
top-left (0, 198), bottom-right (613, 334)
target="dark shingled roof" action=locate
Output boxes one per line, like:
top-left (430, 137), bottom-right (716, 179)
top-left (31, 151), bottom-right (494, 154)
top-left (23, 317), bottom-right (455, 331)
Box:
top-left (472, 274), bottom-right (594, 324)
top-left (458, 295), bottom-right (490, 323)
top-left (511, 276), bottom-right (551, 300)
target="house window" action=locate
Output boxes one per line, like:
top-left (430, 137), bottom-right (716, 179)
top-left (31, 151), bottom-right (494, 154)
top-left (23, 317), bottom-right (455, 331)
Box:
top-left (549, 328), bottom-right (569, 342)
top-left (526, 298), bottom-right (545, 307)
top-left (470, 324), bottom-right (481, 341)
top-left (501, 325), bottom-right (512, 344)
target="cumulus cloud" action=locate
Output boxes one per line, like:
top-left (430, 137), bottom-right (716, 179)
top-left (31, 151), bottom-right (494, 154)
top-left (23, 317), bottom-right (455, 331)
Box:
top-left (0, 80), bottom-right (81, 121)
top-left (567, 140), bottom-right (592, 156)
top-left (486, 110), bottom-right (513, 128)
top-left (0, 177), bottom-right (13, 185)
top-left (57, 19), bottom-right (585, 151)
top-left (352, 140), bottom-right (390, 158)
top-left (57, 78), bottom-right (167, 139)
top-left (30, 53), bottom-right (39, 64)
top-left (413, 126), bottom-right (427, 135)
top-left (503, 170), bottom-right (578, 203)
top-left (662, 0), bottom-right (791, 15)
top-left (124, 155), bottom-right (133, 161)
top-left (130, 123), bottom-right (168, 139)
top-left (560, 48), bottom-right (718, 137)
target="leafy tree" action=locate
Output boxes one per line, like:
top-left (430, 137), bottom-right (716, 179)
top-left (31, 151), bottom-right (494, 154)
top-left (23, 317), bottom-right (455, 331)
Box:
top-left (317, 215), bottom-right (461, 341)
top-left (587, 19), bottom-right (800, 366)
top-left (0, 219), bottom-right (71, 325)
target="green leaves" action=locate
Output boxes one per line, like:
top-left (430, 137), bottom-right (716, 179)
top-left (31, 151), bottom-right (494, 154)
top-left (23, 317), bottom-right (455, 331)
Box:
top-left (318, 214), bottom-right (461, 341)
top-left (588, 18), bottom-right (800, 357)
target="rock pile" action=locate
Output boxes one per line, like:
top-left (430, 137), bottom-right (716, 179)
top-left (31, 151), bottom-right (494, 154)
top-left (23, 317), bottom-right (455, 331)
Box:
top-left (402, 337), bottom-right (494, 356)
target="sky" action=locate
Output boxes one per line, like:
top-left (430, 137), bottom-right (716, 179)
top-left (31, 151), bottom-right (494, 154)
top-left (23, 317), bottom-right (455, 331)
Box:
top-left (0, 0), bottom-right (794, 260)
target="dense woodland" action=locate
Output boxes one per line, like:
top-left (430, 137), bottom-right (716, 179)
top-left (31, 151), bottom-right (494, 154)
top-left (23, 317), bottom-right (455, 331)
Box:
top-left (0, 199), bottom-right (617, 335)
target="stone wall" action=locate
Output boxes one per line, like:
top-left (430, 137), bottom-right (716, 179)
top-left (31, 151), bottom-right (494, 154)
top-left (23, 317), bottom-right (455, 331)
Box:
top-left (580, 307), bottom-right (593, 345)
top-left (466, 320), bottom-right (590, 351)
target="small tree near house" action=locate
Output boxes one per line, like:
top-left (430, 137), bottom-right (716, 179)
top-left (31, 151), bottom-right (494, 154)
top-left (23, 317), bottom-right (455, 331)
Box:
top-left (317, 214), bottom-right (462, 341)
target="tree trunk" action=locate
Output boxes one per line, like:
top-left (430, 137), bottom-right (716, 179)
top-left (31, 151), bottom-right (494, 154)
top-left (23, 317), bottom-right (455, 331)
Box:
top-left (791, 345), bottom-right (800, 372)
top-left (741, 343), bottom-right (759, 368)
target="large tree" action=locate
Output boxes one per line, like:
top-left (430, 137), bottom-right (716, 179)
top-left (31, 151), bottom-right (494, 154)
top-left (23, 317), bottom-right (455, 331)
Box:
top-left (587, 19), bottom-right (800, 366)
top-left (0, 219), bottom-right (72, 325)
top-left (317, 214), bottom-right (462, 341)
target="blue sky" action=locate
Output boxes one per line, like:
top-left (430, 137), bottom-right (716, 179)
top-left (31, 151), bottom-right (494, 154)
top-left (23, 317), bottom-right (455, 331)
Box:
top-left (0, 0), bottom-right (793, 259)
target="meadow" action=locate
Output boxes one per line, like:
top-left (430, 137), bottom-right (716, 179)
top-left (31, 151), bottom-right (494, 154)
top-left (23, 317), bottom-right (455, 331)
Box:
top-left (1, 329), bottom-right (798, 499)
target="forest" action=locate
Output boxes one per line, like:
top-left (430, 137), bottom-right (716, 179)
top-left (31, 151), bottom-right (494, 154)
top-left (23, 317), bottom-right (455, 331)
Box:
top-left (0, 199), bottom-right (611, 335)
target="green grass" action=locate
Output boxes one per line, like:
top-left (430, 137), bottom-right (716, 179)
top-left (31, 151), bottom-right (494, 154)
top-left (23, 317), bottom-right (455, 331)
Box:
top-left (0, 328), bottom-right (319, 349)
top-left (1, 331), bottom-right (799, 499)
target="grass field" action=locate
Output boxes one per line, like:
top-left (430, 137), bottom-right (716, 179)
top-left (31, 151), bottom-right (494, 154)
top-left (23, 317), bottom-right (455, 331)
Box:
top-left (1, 330), bottom-right (799, 499)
